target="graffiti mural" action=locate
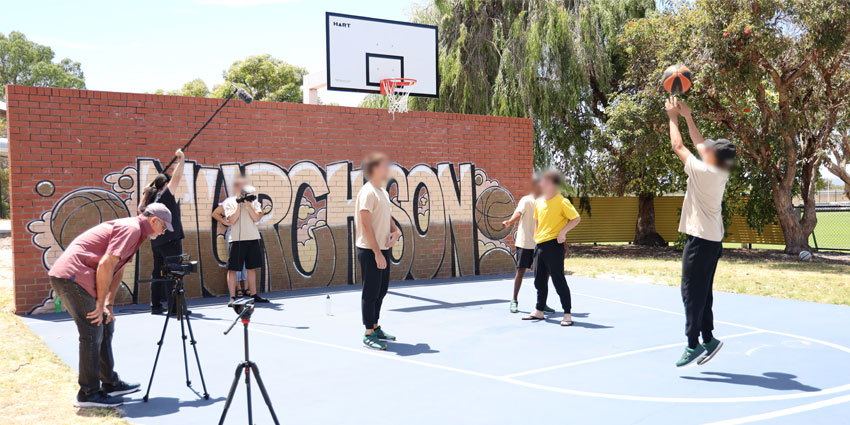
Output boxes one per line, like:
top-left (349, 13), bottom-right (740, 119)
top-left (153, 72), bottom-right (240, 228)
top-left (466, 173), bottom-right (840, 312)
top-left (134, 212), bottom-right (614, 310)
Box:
top-left (26, 159), bottom-right (518, 313)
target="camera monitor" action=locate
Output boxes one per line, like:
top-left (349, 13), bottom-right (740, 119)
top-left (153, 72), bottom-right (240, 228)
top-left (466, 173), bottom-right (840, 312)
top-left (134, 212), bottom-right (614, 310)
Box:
top-left (325, 12), bottom-right (438, 98)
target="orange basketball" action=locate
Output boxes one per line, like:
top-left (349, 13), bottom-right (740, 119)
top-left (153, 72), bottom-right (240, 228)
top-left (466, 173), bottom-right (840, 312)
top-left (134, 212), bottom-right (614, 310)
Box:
top-left (661, 64), bottom-right (692, 95)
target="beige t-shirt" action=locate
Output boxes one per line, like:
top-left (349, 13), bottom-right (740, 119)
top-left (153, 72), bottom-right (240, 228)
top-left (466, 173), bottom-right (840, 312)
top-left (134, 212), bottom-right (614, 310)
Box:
top-left (354, 181), bottom-right (393, 250)
top-left (678, 154), bottom-right (729, 242)
top-left (223, 196), bottom-right (263, 242)
top-left (513, 194), bottom-right (537, 249)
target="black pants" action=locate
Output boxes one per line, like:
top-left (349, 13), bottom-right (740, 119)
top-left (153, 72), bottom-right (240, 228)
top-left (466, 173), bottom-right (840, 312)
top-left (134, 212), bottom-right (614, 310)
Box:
top-left (533, 239), bottom-right (571, 313)
top-left (151, 239), bottom-right (182, 307)
top-left (681, 235), bottom-right (723, 346)
top-left (358, 248), bottom-right (391, 330)
top-left (50, 277), bottom-right (119, 397)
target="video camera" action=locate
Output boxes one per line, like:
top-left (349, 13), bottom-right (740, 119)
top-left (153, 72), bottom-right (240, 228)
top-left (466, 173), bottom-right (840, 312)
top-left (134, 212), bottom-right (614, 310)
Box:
top-left (235, 185), bottom-right (258, 203)
top-left (165, 254), bottom-right (198, 278)
top-left (230, 297), bottom-right (255, 319)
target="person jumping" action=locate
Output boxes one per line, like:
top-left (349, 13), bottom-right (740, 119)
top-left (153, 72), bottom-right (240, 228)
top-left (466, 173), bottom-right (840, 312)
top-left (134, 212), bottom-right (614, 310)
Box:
top-left (502, 177), bottom-right (554, 314)
top-left (521, 170), bottom-right (581, 326)
top-left (665, 97), bottom-right (737, 367)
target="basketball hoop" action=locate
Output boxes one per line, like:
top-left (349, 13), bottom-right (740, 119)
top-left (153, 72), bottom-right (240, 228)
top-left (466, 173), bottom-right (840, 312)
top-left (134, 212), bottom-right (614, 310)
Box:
top-left (380, 78), bottom-right (417, 118)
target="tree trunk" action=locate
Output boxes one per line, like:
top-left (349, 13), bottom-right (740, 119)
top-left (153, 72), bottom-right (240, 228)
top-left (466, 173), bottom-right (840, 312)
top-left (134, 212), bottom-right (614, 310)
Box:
top-left (634, 193), bottom-right (667, 246)
top-left (772, 176), bottom-right (817, 255)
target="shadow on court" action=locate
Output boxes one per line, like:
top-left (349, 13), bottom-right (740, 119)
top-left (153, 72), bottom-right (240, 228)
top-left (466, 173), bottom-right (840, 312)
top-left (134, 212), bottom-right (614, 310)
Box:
top-left (681, 372), bottom-right (821, 392)
top-left (386, 342), bottom-right (440, 357)
top-left (387, 291), bottom-right (507, 312)
top-left (119, 396), bottom-right (225, 418)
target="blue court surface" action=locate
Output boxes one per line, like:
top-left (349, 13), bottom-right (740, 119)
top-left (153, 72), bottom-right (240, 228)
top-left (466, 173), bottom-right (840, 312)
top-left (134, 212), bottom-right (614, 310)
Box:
top-left (23, 275), bottom-right (850, 425)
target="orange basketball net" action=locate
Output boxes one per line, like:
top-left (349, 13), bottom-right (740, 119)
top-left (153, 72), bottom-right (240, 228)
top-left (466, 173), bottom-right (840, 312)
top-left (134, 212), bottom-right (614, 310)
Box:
top-left (380, 78), bottom-right (417, 118)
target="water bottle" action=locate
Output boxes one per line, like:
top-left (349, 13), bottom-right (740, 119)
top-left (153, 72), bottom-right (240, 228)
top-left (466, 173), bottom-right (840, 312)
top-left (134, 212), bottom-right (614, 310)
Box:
top-left (54, 295), bottom-right (61, 313)
top-left (325, 294), bottom-right (332, 316)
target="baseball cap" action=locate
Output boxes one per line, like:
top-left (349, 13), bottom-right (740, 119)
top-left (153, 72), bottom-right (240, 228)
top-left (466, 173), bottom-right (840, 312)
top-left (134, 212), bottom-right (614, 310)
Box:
top-left (142, 203), bottom-right (174, 232)
top-left (705, 138), bottom-right (737, 166)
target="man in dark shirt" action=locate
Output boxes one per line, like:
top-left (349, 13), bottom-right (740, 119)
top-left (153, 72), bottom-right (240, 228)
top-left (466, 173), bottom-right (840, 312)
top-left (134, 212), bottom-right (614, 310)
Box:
top-left (138, 149), bottom-right (186, 314)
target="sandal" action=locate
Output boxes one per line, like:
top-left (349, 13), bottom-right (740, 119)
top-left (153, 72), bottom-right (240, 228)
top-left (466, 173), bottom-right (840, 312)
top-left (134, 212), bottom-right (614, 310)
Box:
top-left (522, 314), bottom-right (544, 321)
top-left (560, 320), bottom-right (574, 326)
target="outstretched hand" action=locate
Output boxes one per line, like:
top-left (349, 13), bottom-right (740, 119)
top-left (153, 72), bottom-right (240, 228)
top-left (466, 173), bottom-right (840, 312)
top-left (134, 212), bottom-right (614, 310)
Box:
top-left (665, 97), bottom-right (680, 121)
top-left (677, 100), bottom-right (692, 118)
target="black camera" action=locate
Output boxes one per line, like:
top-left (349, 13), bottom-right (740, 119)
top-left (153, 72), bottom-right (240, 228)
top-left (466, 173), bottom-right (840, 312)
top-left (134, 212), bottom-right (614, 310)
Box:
top-left (230, 297), bottom-right (254, 318)
top-left (235, 193), bottom-right (257, 203)
top-left (165, 254), bottom-right (198, 278)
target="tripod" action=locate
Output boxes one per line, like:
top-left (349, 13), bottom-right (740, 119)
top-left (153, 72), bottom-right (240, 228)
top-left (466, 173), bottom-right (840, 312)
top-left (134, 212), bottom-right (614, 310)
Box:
top-left (143, 275), bottom-right (210, 401)
top-left (219, 303), bottom-right (280, 425)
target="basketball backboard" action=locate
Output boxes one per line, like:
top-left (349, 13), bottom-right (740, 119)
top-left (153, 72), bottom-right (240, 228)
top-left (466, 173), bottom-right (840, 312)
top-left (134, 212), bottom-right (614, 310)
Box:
top-left (325, 12), bottom-right (438, 98)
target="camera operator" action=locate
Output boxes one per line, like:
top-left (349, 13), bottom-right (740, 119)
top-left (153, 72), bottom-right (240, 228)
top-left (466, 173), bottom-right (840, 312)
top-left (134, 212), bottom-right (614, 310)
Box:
top-left (138, 148), bottom-right (186, 315)
top-left (222, 177), bottom-right (270, 305)
top-left (48, 204), bottom-right (173, 407)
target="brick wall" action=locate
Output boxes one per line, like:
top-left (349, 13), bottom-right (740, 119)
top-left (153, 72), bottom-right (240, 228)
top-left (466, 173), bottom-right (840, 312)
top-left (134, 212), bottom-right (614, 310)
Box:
top-left (6, 85), bottom-right (533, 314)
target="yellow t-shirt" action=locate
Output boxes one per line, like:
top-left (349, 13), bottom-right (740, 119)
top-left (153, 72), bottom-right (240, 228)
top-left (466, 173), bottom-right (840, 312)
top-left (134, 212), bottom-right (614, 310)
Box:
top-left (533, 194), bottom-right (579, 244)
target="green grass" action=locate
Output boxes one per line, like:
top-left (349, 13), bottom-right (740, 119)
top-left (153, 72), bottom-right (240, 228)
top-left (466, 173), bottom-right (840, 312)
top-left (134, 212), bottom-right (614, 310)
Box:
top-left (810, 210), bottom-right (850, 252)
top-left (567, 248), bottom-right (850, 306)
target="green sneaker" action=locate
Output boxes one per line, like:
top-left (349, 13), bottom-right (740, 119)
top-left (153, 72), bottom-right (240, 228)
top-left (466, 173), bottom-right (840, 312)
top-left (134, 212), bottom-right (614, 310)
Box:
top-left (676, 345), bottom-right (706, 367)
top-left (510, 300), bottom-right (519, 313)
top-left (363, 333), bottom-right (387, 350)
top-left (698, 338), bottom-right (723, 365)
top-left (374, 326), bottom-right (396, 341)
top-left (543, 305), bottom-right (556, 314)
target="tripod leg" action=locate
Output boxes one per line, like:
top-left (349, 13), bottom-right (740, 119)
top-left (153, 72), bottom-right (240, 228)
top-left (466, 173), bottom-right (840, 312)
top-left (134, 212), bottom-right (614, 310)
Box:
top-left (177, 292), bottom-right (192, 387)
top-left (183, 310), bottom-right (210, 399)
top-left (245, 362), bottom-right (253, 425)
top-left (250, 363), bottom-right (281, 425)
top-left (218, 363), bottom-right (246, 425)
top-left (143, 307), bottom-right (172, 402)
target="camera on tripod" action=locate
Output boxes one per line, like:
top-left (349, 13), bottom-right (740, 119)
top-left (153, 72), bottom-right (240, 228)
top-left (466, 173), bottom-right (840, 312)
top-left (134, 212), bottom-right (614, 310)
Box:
top-left (230, 297), bottom-right (254, 318)
top-left (165, 254), bottom-right (198, 278)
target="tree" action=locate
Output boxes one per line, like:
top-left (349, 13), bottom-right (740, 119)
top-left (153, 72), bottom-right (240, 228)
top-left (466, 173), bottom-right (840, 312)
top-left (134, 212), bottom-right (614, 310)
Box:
top-left (211, 54), bottom-right (306, 103)
top-left (0, 31), bottom-right (85, 99)
top-left (621, 0), bottom-right (850, 254)
top-left (824, 130), bottom-right (850, 201)
top-left (411, 0), bottom-right (673, 244)
top-left (154, 78), bottom-right (210, 97)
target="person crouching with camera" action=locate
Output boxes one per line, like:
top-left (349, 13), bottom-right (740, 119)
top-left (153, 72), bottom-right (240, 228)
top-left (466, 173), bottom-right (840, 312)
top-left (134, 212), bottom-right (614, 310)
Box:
top-left (222, 176), bottom-right (270, 305)
top-left (48, 204), bottom-right (173, 407)
top-left (138, 148), bottom-right (187, 315)
top-left (355, 152), bottom-right (401, 350)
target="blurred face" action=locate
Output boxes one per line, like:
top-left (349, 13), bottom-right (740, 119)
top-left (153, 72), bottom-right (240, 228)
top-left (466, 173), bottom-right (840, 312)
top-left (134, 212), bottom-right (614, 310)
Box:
top-left (371, 159), bottom-right (390, 183)
top-left (233, 179), bottom-right (245, 194)
top-left (539, 177), bottom-right (556, 196)
top-left (532, 180), bottom-right (542, 197)
top-left (148, 216), bottom-right (167, 239)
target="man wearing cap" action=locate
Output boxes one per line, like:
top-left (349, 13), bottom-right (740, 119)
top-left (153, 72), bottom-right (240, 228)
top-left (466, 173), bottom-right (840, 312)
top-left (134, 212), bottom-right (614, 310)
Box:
top-left (48, 203), bottom-right (172, 407)
top-left (666, 97), bottom-right (737, 368)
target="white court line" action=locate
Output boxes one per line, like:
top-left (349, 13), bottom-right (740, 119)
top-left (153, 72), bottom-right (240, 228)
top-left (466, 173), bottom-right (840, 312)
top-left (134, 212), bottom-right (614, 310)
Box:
top-left (705, 393), bottom-right (850, 424)
top-left (504, 330), bottom-right (763, 378)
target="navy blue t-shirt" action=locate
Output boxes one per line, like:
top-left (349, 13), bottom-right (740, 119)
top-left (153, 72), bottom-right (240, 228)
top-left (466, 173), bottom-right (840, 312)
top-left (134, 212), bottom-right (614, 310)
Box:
top-left (150, 187), bottom-right (184, 248)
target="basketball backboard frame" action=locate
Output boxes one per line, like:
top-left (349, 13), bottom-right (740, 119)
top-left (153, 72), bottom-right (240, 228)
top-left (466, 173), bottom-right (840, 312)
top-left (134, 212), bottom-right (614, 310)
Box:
top-left (325, 12), bottom-right (439, 98)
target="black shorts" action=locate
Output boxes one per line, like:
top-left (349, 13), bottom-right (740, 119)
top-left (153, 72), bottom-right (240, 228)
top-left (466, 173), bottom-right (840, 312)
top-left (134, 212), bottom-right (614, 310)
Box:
top-left (515, 247), bottom-right (535, 269)
top-left (227, 240), bottom-right (263, 271)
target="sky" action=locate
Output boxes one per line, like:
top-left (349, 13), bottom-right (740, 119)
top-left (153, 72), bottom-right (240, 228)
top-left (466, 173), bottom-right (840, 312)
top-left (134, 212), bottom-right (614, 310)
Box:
top-left (4, 0), bottom-right (419, 106)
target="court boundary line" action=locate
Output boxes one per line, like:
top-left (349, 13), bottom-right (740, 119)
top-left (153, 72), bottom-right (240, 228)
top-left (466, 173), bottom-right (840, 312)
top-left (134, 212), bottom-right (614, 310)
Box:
top-left (705, 393), bottom-right (850, 424)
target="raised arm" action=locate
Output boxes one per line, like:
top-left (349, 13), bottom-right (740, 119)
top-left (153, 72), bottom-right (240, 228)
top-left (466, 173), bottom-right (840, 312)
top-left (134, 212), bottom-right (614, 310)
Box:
top-left (676, 101), bottom-right (708, 159)
top-left (167, 149), bottom-right (185, 194)
top-left (666, 97), bottom-right (692, 165)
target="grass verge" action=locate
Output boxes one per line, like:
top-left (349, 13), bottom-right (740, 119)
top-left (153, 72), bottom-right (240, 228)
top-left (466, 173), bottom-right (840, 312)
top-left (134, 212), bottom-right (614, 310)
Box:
top-left (567, 244), bottom-right (850, 305)
top-left (0, 235), bottom-right (130, 425)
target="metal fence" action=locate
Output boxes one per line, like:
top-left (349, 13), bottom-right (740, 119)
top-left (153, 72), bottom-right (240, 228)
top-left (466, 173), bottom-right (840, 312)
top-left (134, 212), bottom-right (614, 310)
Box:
top-left (810, 206), bottom-right (850, 252)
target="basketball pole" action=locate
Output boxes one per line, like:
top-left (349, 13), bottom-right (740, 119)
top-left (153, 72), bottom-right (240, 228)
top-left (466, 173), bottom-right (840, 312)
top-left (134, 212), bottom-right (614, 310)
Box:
top-left (149, 86), bottom-right (253, 186)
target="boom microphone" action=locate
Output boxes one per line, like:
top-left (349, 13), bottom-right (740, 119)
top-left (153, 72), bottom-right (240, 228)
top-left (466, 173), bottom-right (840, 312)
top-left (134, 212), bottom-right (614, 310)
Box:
top-left (236, 87), bottom-right (253, 104)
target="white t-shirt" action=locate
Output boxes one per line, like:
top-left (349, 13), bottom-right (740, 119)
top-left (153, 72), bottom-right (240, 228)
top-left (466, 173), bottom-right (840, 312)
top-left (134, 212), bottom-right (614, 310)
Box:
top-left (354, 181), bottom-right (393, 250)
top-left (679, 155), bottom-right (729, 242)
top-left (222, 196), bottom-right (263, 242)
top-left (513, 194), bottom-right (537, 249)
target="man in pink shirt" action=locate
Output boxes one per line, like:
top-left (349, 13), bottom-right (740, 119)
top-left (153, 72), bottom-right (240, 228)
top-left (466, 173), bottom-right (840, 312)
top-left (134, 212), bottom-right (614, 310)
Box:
top-left (48, 203), bottom-right (172, 407)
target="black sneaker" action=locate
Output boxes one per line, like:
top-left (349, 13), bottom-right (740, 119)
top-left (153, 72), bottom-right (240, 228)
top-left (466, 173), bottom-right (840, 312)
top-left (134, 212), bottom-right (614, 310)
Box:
top-left (102, 380), bottom-right (141, 397)
top-left (151, 305), bottom-right (165, 315)
top-left (251, 294), bottom-right (270, 303)
top-left (74, 390), bottom-right (124, 408)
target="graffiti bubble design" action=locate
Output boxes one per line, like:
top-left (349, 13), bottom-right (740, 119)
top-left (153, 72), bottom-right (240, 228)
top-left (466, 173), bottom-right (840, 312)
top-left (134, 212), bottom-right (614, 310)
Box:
top-left (35, 181), bottom-right (55, 197)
